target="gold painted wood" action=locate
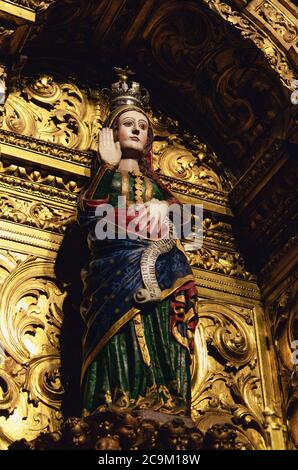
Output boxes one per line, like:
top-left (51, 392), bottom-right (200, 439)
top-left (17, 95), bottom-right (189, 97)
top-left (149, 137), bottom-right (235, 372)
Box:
top-left (0, 0), bottom-right (35, 22)
top-left (203, 0), bottom-right (297, 88)
top-left (0, 0), bottom-right (296, 449)
top-left (0, 80), bottom-right (286, 447)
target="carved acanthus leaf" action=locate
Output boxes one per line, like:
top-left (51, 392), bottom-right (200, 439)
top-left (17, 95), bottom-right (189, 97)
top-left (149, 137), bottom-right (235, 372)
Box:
top-left (186, 246), bottom-right (256, 281)
top-left (0, 194), bottom-right (75, 232)
top-left (0, 252), bottom-right (64, 447)
top-left (3, 75), bottom-right (104, 151)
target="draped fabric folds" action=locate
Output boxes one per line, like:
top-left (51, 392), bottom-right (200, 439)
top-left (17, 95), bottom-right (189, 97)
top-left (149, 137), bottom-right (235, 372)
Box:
top-left (78, 218), bottom-right (198, 415)
top-left (77, 103), bottom-right (198, 416)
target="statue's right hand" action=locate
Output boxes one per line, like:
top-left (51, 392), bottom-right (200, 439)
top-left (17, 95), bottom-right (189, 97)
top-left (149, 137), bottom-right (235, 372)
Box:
top-left (98, 128), bottom-right (121, 167)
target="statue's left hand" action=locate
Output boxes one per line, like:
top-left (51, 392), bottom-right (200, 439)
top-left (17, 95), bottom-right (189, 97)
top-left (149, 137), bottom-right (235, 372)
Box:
top-left (128, 199), bottom-right (169, 237)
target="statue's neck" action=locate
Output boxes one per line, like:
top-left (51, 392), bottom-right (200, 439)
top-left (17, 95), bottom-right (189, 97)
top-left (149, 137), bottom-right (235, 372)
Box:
top-left (118, 159), bottom-right (140, 173)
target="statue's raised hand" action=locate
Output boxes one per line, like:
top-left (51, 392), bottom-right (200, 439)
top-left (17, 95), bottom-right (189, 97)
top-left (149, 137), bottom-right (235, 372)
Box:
top-left (98, 128), bottom-right (121, 166)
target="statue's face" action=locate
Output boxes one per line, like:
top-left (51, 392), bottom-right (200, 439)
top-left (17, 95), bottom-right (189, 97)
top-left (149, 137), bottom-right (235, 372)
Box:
top-left (116, 110), bottom-right (149, 156)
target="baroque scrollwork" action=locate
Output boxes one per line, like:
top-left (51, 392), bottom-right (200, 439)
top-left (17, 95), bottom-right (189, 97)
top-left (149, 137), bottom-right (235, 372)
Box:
top-left (191, 302), bottom-right (266, 450)
top-left (3, 75), bottom-right (104, 151)
top-left (0, 3), bottom-right (292, 444)
top-left (0, 251), bottom-right (65, 448)
top-left (2, 74), bottom-right (231, 193)
top-left (153, 140), bottom-right (223, 191)
top-left (143, 1), bottom-right (288, 174)
top-left (197, 303), bottom-right (255, 368)
top-left (202, 0), bottom-right (296, 88)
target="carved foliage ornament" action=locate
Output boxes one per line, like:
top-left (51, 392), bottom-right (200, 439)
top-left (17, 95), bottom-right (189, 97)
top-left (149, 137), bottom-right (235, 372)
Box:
top-left (9, 0), bottom-right (57, 11)
top-left (191, 302), bottom-right (266, 450)
top-left (0, 158), bottom-right (83, 201)
top-left (0, 194), bottom-right (75, 232)
top-left (255, 1), bottom-right (297, 44)
top-left (3, 75), bottom-right (104, 151)
top-left (144, 2), bottom-right (287, 171)
top-left (0, 251), bottom-right (64, 448)
top-left (186, 246), bottom-right (256, 281)
top-left (0, 65), bottom-right (7, 127)
top-left (153, 141), bottom-right (223, 191)
top-left (3, 75), bottom-right (227, 191)
top-left (202, 0), bottom-right (296, 89)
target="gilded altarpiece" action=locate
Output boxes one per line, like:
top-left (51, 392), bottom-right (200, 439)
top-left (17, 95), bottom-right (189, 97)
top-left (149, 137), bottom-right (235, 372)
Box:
top-left (0, 74), bottom-right (287, 450)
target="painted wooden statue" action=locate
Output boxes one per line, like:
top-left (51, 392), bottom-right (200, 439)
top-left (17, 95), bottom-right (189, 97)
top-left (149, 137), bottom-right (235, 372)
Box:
top-left (78, 69), bottom-right (198, 417)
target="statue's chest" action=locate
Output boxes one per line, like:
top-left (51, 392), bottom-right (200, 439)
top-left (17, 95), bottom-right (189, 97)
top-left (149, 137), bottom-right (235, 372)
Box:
top-left (111, 172), bottom-right (163, 205)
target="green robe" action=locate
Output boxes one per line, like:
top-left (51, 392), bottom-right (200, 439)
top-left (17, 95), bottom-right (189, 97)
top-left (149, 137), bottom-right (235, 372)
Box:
top-left (80, 169), bottom-right (193, 416)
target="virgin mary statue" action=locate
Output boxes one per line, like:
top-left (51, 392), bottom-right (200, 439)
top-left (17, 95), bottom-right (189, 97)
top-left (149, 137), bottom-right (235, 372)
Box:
top-left (77, 69), bottom-right (198, 417)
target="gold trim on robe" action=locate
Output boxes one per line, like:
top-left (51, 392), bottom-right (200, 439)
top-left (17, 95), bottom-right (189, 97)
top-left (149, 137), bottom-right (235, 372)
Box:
top-left (81, 272), bottom-right (195, 384)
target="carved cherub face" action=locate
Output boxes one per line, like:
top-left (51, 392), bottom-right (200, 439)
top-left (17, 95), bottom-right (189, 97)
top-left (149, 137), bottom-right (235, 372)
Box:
top-left (115, 110), bottom-right (149, 158)
top-left (65, 418), bottom-right (91, 448)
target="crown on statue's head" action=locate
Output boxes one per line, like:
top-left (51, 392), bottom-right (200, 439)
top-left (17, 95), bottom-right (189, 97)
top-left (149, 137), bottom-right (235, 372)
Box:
top-left (103, 67), bottom-right (150, 111)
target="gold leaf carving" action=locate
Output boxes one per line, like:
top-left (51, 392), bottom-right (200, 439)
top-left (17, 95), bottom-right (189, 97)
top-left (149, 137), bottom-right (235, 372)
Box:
top-left (0, 194), bottom-right (75, 232)
top-left (0, 129), bottom-right (92, 167)
top-left (0, 64), bottom-right (7, 128)
top-left (24, 357), bottom-right (63, 408)
top-left (0, 159), bottom-right (82, 194)
top-left (0, 257), bottom-right (64, 362)
top-left (3, 75), bottom-right (104, 151)
top-left (156, 143), bottom-right (222, 190)
top-left (0, 252), bottom-right (64, 448)
top-left (203, 0), bottom-right (295, 88)
top-left (256, 1), bottom-right (297, 43)
top-left (186, 246), bottom-right (256, 281)
top-left (198, 303), bottom-right (255, 368)
top-left (9, 1), bottom-right (57, 12)
top-left (191, 301), bottom-right (266, 449)
top-left (0, 369), bottom-right (20, 413)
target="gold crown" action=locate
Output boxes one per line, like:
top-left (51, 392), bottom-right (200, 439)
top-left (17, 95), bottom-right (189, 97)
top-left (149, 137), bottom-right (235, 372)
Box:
top-left (103, 67), bottom-right (150, 111)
